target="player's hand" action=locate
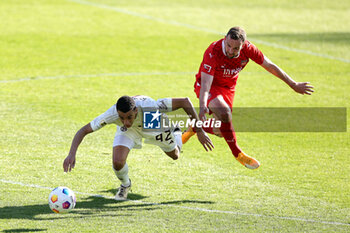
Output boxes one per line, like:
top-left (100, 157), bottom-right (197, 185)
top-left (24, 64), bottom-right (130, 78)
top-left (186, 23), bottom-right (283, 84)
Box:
top-left (63, 154), bottom-right (76, 172)
top-left (199, 106), bottom-right (209, 121)
top-left (291, 82), bottom-right (314, 95)
top-left (196, 129), bottom-right (214, 152)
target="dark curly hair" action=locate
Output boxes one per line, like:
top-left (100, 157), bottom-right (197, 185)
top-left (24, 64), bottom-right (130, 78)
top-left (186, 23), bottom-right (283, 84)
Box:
top-left (116, 96), bottom-right (136, 113)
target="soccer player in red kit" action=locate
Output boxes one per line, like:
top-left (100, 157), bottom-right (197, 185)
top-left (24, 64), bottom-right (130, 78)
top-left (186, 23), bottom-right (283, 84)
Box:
top-left (182, 27), bottom-right (314, 169)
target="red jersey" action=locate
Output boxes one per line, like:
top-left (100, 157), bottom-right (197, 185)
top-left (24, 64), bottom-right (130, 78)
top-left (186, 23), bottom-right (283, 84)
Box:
top-left (195, 39), bottom-right (264, 91)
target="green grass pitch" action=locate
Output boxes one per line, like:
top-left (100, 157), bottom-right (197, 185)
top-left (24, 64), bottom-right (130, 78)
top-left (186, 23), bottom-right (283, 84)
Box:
top-left (0, 0), bottom-right (349, 232)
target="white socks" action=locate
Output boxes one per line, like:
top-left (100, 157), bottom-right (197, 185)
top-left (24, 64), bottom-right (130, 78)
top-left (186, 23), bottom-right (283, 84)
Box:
top-left (174, 130), bottom-right (182, 152)
top-left (113, 163), bottom-right (131, 187)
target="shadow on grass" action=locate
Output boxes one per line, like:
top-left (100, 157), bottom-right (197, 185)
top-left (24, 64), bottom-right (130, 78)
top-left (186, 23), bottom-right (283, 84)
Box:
top-left (101, 188), bottom-right (147, 200)
top-left (2, 229), bottom-right (47, 233)
top-left (0, 191), bottom-right (214, 220)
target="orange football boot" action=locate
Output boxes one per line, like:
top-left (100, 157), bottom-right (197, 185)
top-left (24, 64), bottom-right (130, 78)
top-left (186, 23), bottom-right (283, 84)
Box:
top-left (236, 152), bottom-right (260, 169)
top-left (182, 127), bottom-right (196, 144)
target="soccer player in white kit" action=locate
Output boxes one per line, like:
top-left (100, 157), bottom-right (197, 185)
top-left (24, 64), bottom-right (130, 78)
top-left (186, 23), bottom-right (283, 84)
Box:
top-left (63, 95), bottom-right (213, 200)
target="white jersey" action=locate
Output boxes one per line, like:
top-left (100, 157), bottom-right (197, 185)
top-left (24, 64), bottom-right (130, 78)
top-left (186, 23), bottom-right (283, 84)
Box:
top-left (89, 96), bottom-right (182, 152)
top-left (90, 96), bottom-right (177, 151)
top-left (90, 95), bottom-right (172, 133)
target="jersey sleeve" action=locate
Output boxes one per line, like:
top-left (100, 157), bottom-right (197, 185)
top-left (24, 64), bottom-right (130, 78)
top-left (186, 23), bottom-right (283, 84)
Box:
top-left (156, 98), bottom-right (172, 112)
top-left (199, 44), bottom-right (217, 76)
top-left (245, 41), bottom-right (264, 65)
top-left (90, 105), bottom-right (119, 131)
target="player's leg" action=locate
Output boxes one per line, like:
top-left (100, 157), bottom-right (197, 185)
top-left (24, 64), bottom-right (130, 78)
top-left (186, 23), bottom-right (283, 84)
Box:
top-left (208, 96), bottom-right (260, 169)
top-left (113, 145), bottom-right (131, 185)
top-left (113, 135), bottom-right (134, 200)
top-left (160, 127), bottom-right (182, 160)
top-left (211, 113), bottom-right (223, 137)
top-left (208, 95), bottom-right (240, 155)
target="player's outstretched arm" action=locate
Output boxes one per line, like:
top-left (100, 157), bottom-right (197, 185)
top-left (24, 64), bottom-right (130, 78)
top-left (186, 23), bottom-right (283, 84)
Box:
top-left (261, 56), bottom-right (314, 95)
top-left (199, 72), bottom-right (214, 121)
top-left (63, 123), bottom-right (93, 172)
top-left (172, 98), bottom-right (214, 151)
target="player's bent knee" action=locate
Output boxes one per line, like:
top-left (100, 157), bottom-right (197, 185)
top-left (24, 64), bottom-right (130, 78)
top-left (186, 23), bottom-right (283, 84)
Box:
top-left (170, 152), bottom-right (179, 160)
top-left (113, 160), bottom-right (126, 171)
top-left (112, 145), bottom-right (130, 171)
top-left (165, 149), bottom-right (179, 160)
top-left (219, 111), bottom-right (232, 123)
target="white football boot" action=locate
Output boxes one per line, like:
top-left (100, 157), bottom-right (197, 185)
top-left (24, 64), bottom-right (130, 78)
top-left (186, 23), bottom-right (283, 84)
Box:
top-left (115, 179), bottom-right (131, 201)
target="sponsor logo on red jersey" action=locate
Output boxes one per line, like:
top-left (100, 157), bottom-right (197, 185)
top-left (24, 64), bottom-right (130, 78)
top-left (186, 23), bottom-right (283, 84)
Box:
top-left (223, 68), bottom-right (242, 77)
top-left (203, 64), bottom-right (212, 73)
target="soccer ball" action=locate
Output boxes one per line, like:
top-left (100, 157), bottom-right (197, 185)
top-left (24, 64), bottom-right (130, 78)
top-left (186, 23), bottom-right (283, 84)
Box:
top-left (48, 187), bottom-right (76, 213)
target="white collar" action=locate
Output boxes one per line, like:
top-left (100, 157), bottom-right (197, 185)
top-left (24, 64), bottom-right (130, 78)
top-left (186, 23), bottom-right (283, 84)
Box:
top-left (222, 39), bottom-right (226, 56)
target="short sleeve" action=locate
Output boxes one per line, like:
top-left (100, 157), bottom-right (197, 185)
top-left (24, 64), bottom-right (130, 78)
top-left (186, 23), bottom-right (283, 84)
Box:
top-left (90, 105), bottom-right (119, 131)
top-left (245, 41), bottom-right (264, 65)
top-left (199, 45), bottom-right (217, 76)
top-left (156, 98), bottom-right (172, 112)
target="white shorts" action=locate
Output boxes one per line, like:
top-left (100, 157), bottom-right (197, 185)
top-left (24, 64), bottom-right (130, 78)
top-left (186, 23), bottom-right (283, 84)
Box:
top-left (113, 126), bottom-right (177, 152)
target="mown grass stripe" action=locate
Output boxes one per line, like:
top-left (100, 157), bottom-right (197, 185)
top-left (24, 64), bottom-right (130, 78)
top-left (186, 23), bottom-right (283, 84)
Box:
top-left (66, 0), bottom-right (350, 64)
top-left (0, 71), bottom-right (194, 83)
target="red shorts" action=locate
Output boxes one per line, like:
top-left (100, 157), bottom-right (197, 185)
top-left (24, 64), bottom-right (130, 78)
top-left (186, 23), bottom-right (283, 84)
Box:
top-left (194, 82), bottom-right (235, 109)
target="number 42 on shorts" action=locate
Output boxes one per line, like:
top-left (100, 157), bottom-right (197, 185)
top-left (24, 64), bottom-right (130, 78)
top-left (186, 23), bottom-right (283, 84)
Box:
top-left (155, 130), bottom-right (173, 144)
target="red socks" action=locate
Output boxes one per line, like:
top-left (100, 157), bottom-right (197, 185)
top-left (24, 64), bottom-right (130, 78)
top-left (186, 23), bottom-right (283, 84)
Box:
top-left (192, 119), bottom-right (241, 158)
top-left (219, 122), bottom-right (241, 158)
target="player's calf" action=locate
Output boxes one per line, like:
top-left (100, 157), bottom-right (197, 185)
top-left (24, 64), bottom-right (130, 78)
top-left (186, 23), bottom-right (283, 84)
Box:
top-left (212, 126), bottom-right (223, 137)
